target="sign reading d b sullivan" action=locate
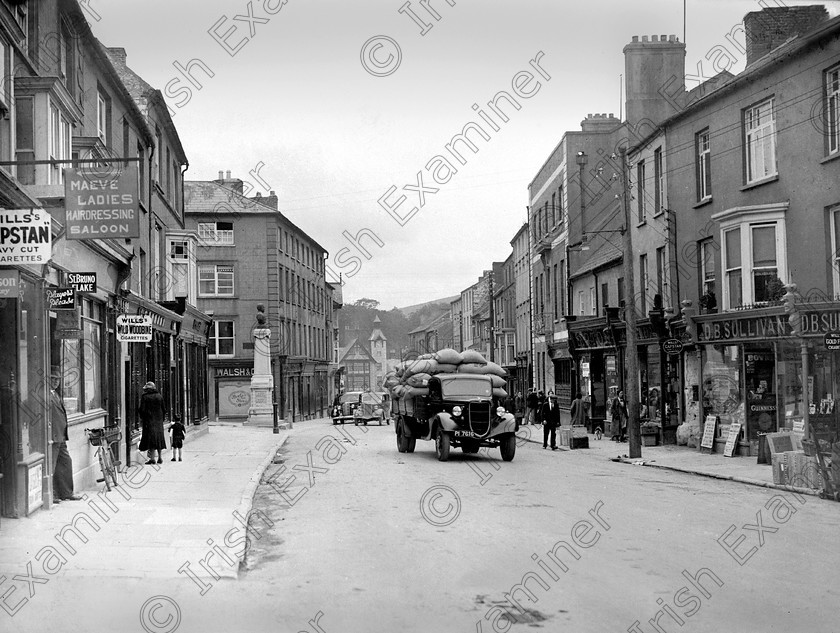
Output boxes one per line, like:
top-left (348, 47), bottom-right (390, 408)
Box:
top-left (64, 167), bottom-right (140, 239)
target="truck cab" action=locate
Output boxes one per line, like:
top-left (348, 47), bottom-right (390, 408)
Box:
top-left (394, 374), bottom-right (517, 461)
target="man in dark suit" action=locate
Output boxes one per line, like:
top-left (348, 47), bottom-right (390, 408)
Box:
top-left (541, 392), bottom-right (560, 450)
top-left (51, 370), bottom-right (81, 502)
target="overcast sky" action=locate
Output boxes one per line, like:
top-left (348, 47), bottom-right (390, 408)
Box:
top-left (91, 0), bottom-right (839, 309)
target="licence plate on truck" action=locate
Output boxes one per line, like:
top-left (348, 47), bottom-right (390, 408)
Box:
top-left (454, 431), bottom-right (476, 437)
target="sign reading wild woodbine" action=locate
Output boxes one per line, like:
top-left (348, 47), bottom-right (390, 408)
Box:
top-left (64, 167), bottom-right (140, 239)
top-left (116, 314), bottom-right (153, 342)
top-left (0, 208), bottom-right (51, 264)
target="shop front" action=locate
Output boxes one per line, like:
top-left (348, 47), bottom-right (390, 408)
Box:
top-left (212, 363), bottom-right (255, 420)
top-left (692, 308), bottom-right (825, 456)
top-left (569, 316), bottom-right (684, 441)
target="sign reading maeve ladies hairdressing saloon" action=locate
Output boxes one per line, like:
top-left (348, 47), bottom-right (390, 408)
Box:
top-left (64, 167), bottom-right (140, 239)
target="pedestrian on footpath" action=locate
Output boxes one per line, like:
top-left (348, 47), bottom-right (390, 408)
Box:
top-left (535, 391), bottom-right (546, 426)
top-left (138, 381), bottom-right (167, 465)
top-left (169, 416), bottom-right (186, 461)
top-left (50, 370), bottom-right (82, 502)
top-left (514, 391), bottom-right (524, 427)
top-left (541, 392), bottom-right (560, 450)
top-left (570, 392), bottom-right (587, 429)
top-left (610, 391), bottom-right (628, 442)
top-left (525, 388), bottom-right (538, 425)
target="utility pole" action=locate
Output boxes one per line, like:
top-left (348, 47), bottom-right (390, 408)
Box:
top-left (620, 147), bottom-right (642, 458)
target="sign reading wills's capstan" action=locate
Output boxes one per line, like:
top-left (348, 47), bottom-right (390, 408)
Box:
top-left (64, 168), bottom-right (140, 239)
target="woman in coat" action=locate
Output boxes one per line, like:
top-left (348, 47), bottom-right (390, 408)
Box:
top-left (610, 391), bottom-right (628, 442)
top-left (138, 381), bottom-right (167, 464)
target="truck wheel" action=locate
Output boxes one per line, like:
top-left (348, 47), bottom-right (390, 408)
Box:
top-left (500, 434), bottom-right (516, 462)
top-left (396, 420), bottom-right (408, 453)
top-left (435, 427), bottom-right (451, 461)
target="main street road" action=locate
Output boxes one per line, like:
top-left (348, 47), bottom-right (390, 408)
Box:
top-left (222, 420), bottom-right (837, 633)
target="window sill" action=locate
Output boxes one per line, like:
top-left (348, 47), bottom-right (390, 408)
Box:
top-left (693, 197), bottom-right (713, 209)
top-left (819, 152), bottom-right (840, 166)
top-left (636, 220), bottom-right (646, 228)
top-left (198, 295), bottom-right (237, 299)
top-left (67, 409), bottom-right (108, 426)
top-left (740, 174), bottom-right (778, 191)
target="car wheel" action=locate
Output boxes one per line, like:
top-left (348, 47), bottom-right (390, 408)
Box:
top-left (406, 436), bottom-right (416, 453)
top-left (435, 427), bottom-right (451, 462)
top-left (500, 434), bottom-right (516, 462)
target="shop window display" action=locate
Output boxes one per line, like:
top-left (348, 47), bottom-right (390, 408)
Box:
top-left (702, 344), bottom-right (744, 431)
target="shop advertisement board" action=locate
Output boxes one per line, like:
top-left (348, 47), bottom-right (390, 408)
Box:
top-left (0, 269), bottom-right (18, 298)
top-left (825, 332), bottom-right (840, 350)
top-left (700, 415), bottom-right (717, 452)
top-left (116, 314), bottom-right (153, 342)
top-left (64, 167), bottom-right (140, 239)
top-left (724, 422), bottom-right (742, 457)
top-left (0, 209), bottom-right (51, 264)
top-left (46, 287), bottom-right (76, 310)
top-left (67, 272), bottom-right (97, 293)
top-left (27, 462), bottom-right (43, 514)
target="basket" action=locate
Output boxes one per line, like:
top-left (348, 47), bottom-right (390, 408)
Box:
top-left (801, 439), bottom-right (817, 457)
top-left (87, 427), bottom-right (122, 446)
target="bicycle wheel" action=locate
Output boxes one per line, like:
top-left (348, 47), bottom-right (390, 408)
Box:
top-left (97, 448), bottom-right (112, 492)
top-left (102, 445), bottom-right (119, 489)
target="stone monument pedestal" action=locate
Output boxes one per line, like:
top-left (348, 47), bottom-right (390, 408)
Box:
top-left (246, 324), bottom-right (282, 427)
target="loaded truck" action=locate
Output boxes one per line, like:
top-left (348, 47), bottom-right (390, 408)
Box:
top-left (392, 373), bottom-right (517, 461)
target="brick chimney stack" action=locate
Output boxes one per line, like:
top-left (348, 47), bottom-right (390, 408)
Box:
top-left (214, 170), bottom-right (244, 195)
top-left (744, 5), bottom-right (829, 66)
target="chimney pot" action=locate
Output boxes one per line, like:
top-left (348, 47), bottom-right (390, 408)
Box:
top-left (632, 35), bottom-right (639, 42)
top-left (270, 190), bottom-right (276, 196)
top-left (226, 170), bottom-right (231, 179)
top-left (642, 35), bottom-right (649, 42)
top-left (218, 170), bottom-right (223, 180)
top-left (660, 34), bottom-right (667, 41)
top-left (652, 35), bottom-right (659, 42)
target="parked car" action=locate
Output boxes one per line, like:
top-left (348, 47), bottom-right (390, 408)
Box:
top-left (353, 391), bottom-right (390, 426)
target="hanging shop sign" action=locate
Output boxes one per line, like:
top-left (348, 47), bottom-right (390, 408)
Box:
top-left (0, 269), bottom-right (18, 298)
top-left (55, 308), bottom-right (82, 339)
top-left (67, 272), bottom-right (97, 293)
top-left (662, 338), bottom-right (683, 355)
top-left (64, 167), bottom-right (140, 239)
top-left (46, 287), bottom-right (76, 310)
top-left (0, 209), bottom-right (51, 264)
top-left (825, 332), bottom-right (840, 350)
top-left (116, 314), bottom-right (153, 342)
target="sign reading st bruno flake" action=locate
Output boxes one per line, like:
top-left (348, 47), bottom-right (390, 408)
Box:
top-left (64, 168), bottom-right (140, 239)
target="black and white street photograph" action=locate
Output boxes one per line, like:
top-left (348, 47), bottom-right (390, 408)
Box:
top-left (0, 0), bottom-right (839, 631)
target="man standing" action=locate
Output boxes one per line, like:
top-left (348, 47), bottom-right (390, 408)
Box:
top-left (51, 370), bottom-right (81, 502)
top-left (541, 392), bottom-right (560, 450)
top-left (525, 388), bottom-right (538, 425)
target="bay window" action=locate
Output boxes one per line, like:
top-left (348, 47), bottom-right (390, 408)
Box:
top-left (715, 203), bottom-right (788, 310)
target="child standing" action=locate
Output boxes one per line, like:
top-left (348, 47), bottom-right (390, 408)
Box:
top-left (169, 417), bottom-right (186, 461)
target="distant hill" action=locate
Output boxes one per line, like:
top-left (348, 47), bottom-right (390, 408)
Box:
top-left (399, 295), bottom-right (459, 318)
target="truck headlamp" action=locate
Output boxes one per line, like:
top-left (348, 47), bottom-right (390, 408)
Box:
top-left (452, 406), bottom-right (462, 417)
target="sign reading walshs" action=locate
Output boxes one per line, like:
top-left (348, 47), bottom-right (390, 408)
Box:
top-left (116, 314), bottom-right (153, 342)
top-left (64, 167), bottom-right (140, 239)
top-left (68, 272), bottom-right (96, 293)
top-left (0, 209), bottom-right (51, 264)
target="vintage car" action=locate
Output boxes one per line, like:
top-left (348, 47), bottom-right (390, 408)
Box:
top-left (331, 391), bottom-right (390, 425)
top-left (392, 374), bottom-right (517, 461)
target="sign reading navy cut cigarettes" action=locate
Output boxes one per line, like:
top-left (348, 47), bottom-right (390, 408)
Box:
top-left (64, 168), bottom-right (140, 239)
top-left (0, 209), bottom-right (51, 264)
